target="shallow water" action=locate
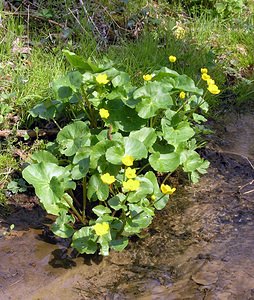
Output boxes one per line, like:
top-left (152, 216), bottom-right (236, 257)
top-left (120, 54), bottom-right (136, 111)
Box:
top-left (0, 112), bottom-right (254, 300)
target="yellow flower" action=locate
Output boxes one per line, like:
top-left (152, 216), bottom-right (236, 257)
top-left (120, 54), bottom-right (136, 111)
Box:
top-left (207, 78), bottom-right (215, 85)
top-left (207, 84), bottom-right (220, 95)
top-left (169, 55), bottom-right (177, 63)
top-left (122, 155), bottom-right (134, 166)
top-left (143, 74), bottom-right (152, 81)
top-left (161, 184), bottom-right (176, 195)
top-left (101, 173), bottom-right (116, 185)
top-left (179, 91), bottom-right (186, 99)
top-left (125, 167), bottom-right (136, 179)
top-left (151, 194), bottom-right (156, 201)
top-left (123, 179), bottom-right (140, 192)
top-left (96, 73), bottom-right (109, 85)
top-left (201, 68), bottom-right (208, 74)
top-left (93, 222), bottom-right (110, 236)
top-left (99, 108), bottom-right (109, 119)
top-left (201, 73), bottom-right (211, 81)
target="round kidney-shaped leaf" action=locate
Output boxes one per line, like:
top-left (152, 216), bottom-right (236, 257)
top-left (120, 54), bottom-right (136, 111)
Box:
top-left (149, 152), bottom-right (180, 173)
top-left (57, 121), bottom-right (91, 156)
top-left (22, 162), bottom-right (74, 215)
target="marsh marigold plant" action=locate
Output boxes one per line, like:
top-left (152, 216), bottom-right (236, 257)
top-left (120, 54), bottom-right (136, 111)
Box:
top-left (23, 50), bottom-right (213, 256)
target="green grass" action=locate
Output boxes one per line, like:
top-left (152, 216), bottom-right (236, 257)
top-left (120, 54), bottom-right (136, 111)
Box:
top-left (0, 153), bottom-right (19, 204)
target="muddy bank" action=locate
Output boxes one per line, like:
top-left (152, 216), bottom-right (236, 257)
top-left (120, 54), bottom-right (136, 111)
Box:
top-left (0, 112), bottom-right (254, 300)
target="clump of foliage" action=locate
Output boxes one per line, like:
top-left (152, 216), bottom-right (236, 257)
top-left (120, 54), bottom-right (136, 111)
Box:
top-left (21, 50), bottom-right (217, 256)
top-left (171, 0), bottom-right (246, 18)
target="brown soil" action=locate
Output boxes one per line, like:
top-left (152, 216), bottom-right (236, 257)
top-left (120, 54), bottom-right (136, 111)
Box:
top-left (0, 112), bottom-right (254, 300)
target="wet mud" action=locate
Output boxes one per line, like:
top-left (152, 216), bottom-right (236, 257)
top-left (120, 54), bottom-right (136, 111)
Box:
top-left (0, 112), bottom-right (254, 300)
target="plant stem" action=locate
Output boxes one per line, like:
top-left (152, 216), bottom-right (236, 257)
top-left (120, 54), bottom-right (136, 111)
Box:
top-left (137, 163), bottom-right (150, 175)
top-left (162, 172), bottom-right (172, 184)
top-left (82, 177), bottom-right (87, 222)
top-left (117, 210), bottom-right (127, 237)
top-left (52, 118), bottom-right (62, 130)
top-left (68, 190), bottom-right (81, 208)
top-left (109, 185), bottom-right (116, 196)
top-left (63, 194), bottom-right (86, 225)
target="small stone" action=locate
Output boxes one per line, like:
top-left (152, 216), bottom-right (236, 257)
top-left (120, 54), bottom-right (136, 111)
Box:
top-left (192, 271), bottom-right (218, 285)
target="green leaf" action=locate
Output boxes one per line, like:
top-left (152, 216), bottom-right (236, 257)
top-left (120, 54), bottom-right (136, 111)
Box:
top-left (112, 72), bottom-right (130, 87)
top-left (184, 152), bottom-right (209, 183)
top-left (124, 204), bottom-right (153, 234)
top-left (22, 162), bottom-right (74, 215)
top-left (57, 121), bottom-right (90, 156)
top-left (71, 156), bottom-right (90, 180)
top-left (106, 144), bottom-right (124, 165)
top-left (30, 100), bottom-right (61, 120)
top-left (149, 152), bottom-right (180, 172)
top-left (174, 75), bottom-right (203, 95)
top-left (92, 205), bottom-right (112, 217)
top-left (68, 71), bottom-right (83, 89)
top-left (52, 72), bottom-right (83, 99)
top-left (162, 120), bottom-right (195, 146)
top-left (57, 86), bottom-right (72, 99)
top-left (7, 181), bottom-right (21, 194)
top-left (127, 177), bottom-right (154, 203)
top-left (110, 237), bottom-right (129, 251)
top-left (106, 100), bottom-right (146, 132)
top-left (123, 137), bottom-right (148, 160)
top-left (51, 211), bottom-right (75, 238)
top-left (129, 127), bottom-right (157, 149)
top-left (182, 151), bottom-right (205, 172)
top-left (63, 50), bottom-right (99, 72)
top-left (134, 82), bottom-right (173, 118)
top-left (31, 150), bottom-right (58, 164)
top-left (90, 140), bottom-right (113, 169)
top-left (144, 172), bottom-right (169, 210)
top-left (192, 113), bottom-right (207, 124)
top-left (71, 227), bottom-right (98, 254)
top-left (105, 134), bottom-right (146, 166)
top-left (153, 194), bottom-right (169, 210)
top-left (87, 174), bottom-right (109, 201)
top-left (98, 238), bottom-right (110, 256)
top-left (108, 193), bottom-right (127, 211)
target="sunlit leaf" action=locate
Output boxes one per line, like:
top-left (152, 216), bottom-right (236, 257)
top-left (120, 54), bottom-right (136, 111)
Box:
top-left (87, 174), bottom-right (109, 201)
top-left (71, 227), bottom-right (98, 254)
top-left (149, 152), bottom-right (180, 172)
top-left (22, 162), bottom-right (75, 215)
top-left (57, 121), bottom-right (91, 156)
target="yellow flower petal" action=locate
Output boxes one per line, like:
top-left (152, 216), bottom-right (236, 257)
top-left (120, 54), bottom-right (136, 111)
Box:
top-left (207, 84), bottom-right (220, 95)
top-left (143, 74), bottom-right (152, 81)
top-left (201, 68), bottom-right (208, 74)
top-left (123, 179), bottom-right (140, 192)
top-left (169, 55), bottom-right (177, 63)
top-left (93, 222), bottom-right (110, 236)
top-left (179, 91), bottom-right (186, 99)
top-left (161, 184), bottom-right (176, 195)
top-left (101, 173), bottom-right (116, 185)
top-left (201, 73), bottom-right (211, 81)
top-left (96, 73), bottom-right (109, 85)
top-left (125, 167), bottom-right (136, 179)
top-left (207, 78), bottom-right (215, 85)
top-left (99, 108), bottom-right (109, 119)
top-left (122, 155), bottom-right (134, 166)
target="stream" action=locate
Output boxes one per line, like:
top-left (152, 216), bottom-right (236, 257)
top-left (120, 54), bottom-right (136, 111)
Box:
top-left (0, 112), bottom-right (254, 300)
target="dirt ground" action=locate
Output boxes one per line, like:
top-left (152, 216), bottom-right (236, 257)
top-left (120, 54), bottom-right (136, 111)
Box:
top-left (0, 112), bottom-right (254, 300)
